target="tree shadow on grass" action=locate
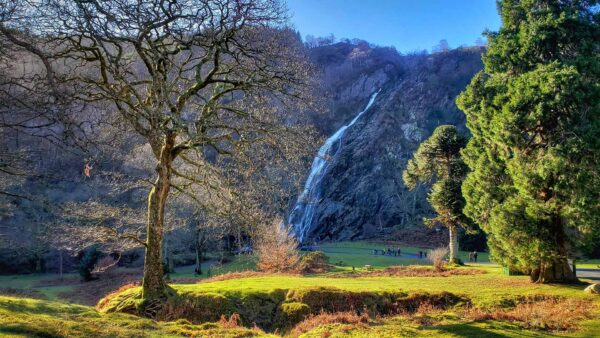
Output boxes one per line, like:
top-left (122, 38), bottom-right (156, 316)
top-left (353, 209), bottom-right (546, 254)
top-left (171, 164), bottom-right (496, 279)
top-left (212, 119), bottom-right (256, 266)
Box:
top-left (0, 297), bottom-right (89, 316)
top-left (0, 323), bottom-right (62, 338)
top-left (430, 320), bottom-right (560, 338)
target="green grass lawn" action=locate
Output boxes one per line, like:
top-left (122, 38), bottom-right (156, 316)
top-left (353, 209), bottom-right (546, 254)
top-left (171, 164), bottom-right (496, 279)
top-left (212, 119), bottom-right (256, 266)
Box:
top-left (170, 264), bottom-right (592, 306)
top-left (2, 263), bottom-right (600, 337)
top-left (317, 241), bottom-right (490, 267)
top-left (99, 263), bottom-right (600, 338)
top-left (1, 242), bottom-right (598, 337)
top-left (169, 255), bottom-right (257, 280)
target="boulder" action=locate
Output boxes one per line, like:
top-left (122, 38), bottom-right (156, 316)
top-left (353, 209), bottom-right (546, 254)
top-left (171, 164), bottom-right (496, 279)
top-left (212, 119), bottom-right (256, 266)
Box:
top-left (584, 284), bottom-right (600, 294)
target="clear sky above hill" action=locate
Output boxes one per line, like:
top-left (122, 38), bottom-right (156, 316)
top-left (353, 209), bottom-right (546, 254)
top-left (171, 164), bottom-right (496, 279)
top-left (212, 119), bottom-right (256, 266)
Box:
top-left (287, 0), bottom-right (501, 52)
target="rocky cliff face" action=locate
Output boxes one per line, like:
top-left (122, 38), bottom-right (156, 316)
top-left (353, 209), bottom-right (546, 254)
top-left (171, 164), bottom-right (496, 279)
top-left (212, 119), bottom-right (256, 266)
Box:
top-left (293, 43), bottom-right (484, 244)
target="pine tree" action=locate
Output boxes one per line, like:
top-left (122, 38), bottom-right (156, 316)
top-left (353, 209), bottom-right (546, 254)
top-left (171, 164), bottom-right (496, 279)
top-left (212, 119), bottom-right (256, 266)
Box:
top-left (403, 125), bottom-right (469, 264)
top-left (457, 0), bottom-right (600, 283)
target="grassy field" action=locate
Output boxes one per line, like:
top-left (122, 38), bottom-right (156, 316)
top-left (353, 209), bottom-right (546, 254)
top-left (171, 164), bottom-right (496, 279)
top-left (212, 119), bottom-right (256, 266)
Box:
top-left (317, 241), bottom-right (490, 268)
top-left (120, 264), bottom-right (594, 308)
top-left (1, 242), bottom-right (599, 337)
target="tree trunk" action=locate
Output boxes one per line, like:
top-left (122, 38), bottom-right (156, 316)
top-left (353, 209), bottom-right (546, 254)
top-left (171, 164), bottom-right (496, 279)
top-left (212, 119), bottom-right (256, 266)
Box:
top-left (142, 136), bottom-right (174, 299)
top-left (530, 216), bottom-right (578, 284)
top-left (59, 250), bottom-right (63, 280)
top-left (448, 226), bottom-right (460, 264)
top-left (162, 238), bottom-right (174, 275)
top-left (195, 242), bottom-right (202, 275)
top-left (531, 259), bottom-right (577, 283)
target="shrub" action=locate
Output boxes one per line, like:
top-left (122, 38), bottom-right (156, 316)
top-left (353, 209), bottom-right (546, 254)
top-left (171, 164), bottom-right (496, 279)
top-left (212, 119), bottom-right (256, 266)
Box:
top-left (465, 297), bottom-right (593, 331)
top-left (159, 292), bottom-right (237, 323)
top-left (392, 292), bottom-right (466, 314)
top-left (290, 310), bottom-right (370, 337)
top-left (217, 313), bottom-right (243, 328)
top-left (256, 220), bottom-right (300, 273)
top-left (78, 246), bottom-right (102, 281)
top-left (300, 251), bottom-right (331, 274)
top-left (275, 302), bottom-right (311, 330)
top-left (236, 289), bottom-right (286, 330)
top-left (286, 287), bottom-right (402, 316)
top-left (428, 247), bottom-right (448, 271)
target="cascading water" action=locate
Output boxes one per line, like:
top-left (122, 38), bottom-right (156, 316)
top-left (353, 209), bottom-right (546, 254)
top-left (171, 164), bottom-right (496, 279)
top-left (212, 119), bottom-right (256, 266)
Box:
top-left (288, 90), bottom-right (381, 243)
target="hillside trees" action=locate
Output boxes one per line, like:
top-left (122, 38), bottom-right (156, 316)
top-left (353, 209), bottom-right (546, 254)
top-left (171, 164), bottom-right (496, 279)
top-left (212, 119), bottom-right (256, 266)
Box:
top-left (403, 125), bottom-right (469, 264)
top-left (457, 0), bottom-right (600, 283)
top-left (5, 0), bottom-right (315, 299)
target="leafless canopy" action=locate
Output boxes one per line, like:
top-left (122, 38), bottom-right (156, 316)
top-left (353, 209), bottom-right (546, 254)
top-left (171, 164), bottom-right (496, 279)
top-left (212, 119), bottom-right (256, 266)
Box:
top-left (4, 0), bottom-right (309, 155)
top-left (1, 0), bottom-right (316, 296)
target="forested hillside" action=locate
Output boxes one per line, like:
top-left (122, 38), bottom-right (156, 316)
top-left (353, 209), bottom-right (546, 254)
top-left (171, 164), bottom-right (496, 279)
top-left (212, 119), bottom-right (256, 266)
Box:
top-left (0, 40), bottom-right (486, 274)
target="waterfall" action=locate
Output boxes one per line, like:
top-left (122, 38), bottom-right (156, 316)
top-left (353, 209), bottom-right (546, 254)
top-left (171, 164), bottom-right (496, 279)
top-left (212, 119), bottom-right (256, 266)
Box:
top-left (288, 90), bottom-right (381, 242)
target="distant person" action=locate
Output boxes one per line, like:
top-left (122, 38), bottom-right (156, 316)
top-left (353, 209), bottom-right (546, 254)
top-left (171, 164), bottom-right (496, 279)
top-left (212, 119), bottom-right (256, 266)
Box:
top-left (397, 248), bottom-right (401, 256)
top-left (83, 161), bottom-right (93, 178)
top-left (418, 251), bottom-right (422, 259)
top-left (473, 251), bottom-right (478, 262)
top-left (468, 251), bottom-right (474, 262)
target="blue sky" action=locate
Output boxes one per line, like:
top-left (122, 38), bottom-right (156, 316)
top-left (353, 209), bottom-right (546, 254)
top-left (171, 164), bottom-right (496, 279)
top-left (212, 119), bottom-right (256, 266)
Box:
top-left (287, 0), bottom-right (501, 52)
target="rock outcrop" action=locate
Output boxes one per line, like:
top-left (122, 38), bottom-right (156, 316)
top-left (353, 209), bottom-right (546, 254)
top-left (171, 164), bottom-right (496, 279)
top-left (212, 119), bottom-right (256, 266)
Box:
top-left (292, 43), bottom-right (484, 243)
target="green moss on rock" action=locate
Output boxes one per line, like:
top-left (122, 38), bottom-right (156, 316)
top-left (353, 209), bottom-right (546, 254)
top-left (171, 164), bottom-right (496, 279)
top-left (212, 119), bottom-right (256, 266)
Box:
top-left (274, 302), bottom-right (311, 330)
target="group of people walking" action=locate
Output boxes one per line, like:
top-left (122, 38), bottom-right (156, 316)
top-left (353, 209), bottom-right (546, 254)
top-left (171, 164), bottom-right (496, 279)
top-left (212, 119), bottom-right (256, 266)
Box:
top-left (373, 247), bottom-right (402, 256)
top-left (371, 246), bottom-right (479, 262)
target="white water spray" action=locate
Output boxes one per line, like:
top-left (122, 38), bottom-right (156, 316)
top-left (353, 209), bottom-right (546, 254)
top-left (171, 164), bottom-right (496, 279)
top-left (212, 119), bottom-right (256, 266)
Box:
top-left (288, 90), bottom-right (381, 242)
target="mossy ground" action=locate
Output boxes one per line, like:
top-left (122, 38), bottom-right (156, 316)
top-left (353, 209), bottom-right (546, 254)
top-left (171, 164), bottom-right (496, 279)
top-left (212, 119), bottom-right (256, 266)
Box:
top-left (0, 295), bottom-right (275, 337)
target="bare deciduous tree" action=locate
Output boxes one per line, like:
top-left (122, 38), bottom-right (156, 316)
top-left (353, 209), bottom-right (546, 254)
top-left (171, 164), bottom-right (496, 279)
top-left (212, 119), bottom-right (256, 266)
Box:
top-left (3, 0), bottom-right (314, 299)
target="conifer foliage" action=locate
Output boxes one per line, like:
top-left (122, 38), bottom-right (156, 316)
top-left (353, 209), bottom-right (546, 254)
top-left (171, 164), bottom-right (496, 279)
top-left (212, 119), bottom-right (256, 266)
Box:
top-left (403, 125), bottom-right (469, 264)
top-left (457, 0), bottom-right (600, 282)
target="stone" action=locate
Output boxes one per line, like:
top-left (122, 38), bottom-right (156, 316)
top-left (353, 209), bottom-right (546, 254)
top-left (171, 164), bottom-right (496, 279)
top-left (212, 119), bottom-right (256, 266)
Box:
top-left (584, 284), bottom-right (600, 294)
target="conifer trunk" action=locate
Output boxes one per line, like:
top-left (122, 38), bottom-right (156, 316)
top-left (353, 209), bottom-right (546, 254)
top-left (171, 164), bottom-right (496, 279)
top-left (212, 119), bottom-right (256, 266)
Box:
top-left (142, 136), bottom-right (174, 299)
top-left (530, 217), bottom-right (578, 284)
top-left (531, 259), bottom-right (577, 283)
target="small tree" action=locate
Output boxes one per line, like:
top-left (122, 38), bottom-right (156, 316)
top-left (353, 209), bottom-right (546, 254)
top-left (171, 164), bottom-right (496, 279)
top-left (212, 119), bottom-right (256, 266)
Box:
top-left (403, 125), bottom-right (469, 264)
top-left (78, 246), bottom-right (102, 281)
top-left (428, 247), bottom-right (449, 272)
top-left (256, 221), bottom-right (300, 273)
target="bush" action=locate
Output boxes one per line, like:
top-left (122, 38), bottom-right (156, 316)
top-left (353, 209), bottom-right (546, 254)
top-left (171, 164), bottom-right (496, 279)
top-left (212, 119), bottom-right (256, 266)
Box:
top-left (236, 289), bottom-right (286, 329)
top-left (275, 302), bottom-right (311, 330)
top-left (78, 246), bottom-right (102, 281)
top-left (428, 247), bottom-right (448, 272)
top-left (465, 297), bottom-right (593, 331)
top-left (300, 251), bottom-right (331, 274)
top-left (286, 287), bottom-right (402, 316)
top-left (290, 311), bottom-right (370, 337)
top-left (256, 220), bottom-right (300, 273)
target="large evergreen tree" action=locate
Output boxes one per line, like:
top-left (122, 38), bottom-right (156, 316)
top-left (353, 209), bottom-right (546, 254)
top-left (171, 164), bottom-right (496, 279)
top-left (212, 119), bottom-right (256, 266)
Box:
top-left (403, 125), bottom-right (469, 264)
top-left (457, 0), bottom-right (600, 283)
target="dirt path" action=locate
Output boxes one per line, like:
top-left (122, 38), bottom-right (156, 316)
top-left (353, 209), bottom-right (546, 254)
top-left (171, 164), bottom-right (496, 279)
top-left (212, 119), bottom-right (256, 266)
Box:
top-left (577, 268), bottom-right (600, 281)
